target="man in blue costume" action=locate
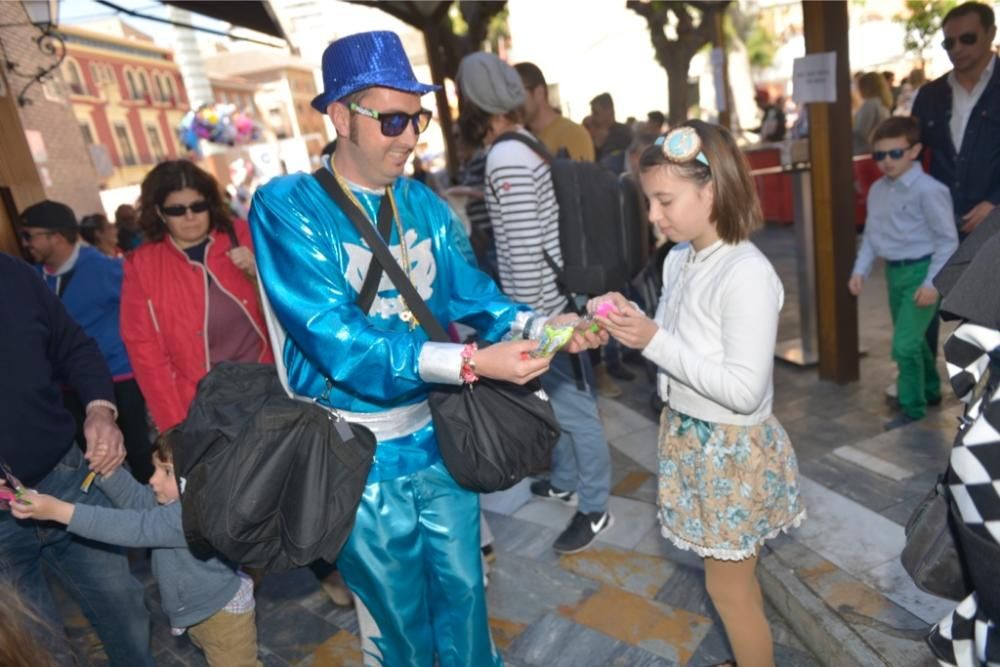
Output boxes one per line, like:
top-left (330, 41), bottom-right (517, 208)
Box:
top-left (249, 31), bottom-right (602, 666)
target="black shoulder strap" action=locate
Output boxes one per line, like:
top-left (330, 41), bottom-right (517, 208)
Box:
top-left (312, 168), bottom-right (450, 344)
top-left (355, 196), bottom-right (394, 314)
top-left (493, 131), bottom-right (554, 163)
top-left (226, 224), bottom-right (240, 249)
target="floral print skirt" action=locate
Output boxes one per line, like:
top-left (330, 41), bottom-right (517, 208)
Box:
top-left (657, 409), bottom-right (806, 561)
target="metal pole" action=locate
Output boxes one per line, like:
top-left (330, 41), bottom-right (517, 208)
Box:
top-left (775, 167), bottom-right (819, 366)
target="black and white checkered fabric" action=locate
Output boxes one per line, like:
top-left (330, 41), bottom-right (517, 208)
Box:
top-left (929, 322), bottom-right (1000, 667)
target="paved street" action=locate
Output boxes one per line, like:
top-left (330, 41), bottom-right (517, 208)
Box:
top-left (61, 222), bottom-right (957, 666)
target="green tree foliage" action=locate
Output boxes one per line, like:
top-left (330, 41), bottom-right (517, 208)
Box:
top-left (898, 0), bottom-right (956, 68)
top-left (628, 1), bottom-right (732, 124)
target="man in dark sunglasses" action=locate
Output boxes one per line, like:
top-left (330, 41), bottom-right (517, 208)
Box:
top-left (912, 1), bottom-right (1000, 237)
top-left (248, 30), bottom-right (603, 667)
top-left (910, 1), bottom-right (1000, 382)
top-left (19, 200), bottom-right (154, 483)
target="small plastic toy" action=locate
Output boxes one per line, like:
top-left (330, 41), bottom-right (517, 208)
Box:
top-left (580, 300), bottom-right (621, 333)
top-left (531, 323), bottom-right (576, 358)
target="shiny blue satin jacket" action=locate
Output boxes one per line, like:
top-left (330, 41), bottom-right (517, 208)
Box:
top-left (249, 171), bottom-right (528, 481)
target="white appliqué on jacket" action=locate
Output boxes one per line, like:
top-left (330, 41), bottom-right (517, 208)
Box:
top-left (344, 228), bottom-right (436, 319)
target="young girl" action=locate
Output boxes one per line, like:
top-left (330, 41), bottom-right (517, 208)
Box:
top-left (590, 120), bottom-right (805, 667)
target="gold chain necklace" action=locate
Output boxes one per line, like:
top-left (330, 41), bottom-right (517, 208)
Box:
top-left (330, 162), bottom-right (418, 330)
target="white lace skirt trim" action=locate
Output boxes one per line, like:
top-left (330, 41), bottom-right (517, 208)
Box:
top-left (659, 509), bottom-right (808, 561)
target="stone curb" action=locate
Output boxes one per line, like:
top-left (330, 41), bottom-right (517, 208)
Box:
top-left (758, 546), bottom-right (889, 667)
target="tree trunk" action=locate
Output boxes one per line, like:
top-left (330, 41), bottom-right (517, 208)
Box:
top-left (666, 58), bottom-right (690, 126)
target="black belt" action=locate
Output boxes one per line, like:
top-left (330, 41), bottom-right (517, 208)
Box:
top-left (886, 254), bottom-right (932, 268)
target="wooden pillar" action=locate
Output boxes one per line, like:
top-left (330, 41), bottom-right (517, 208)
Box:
top-left (0, 73), bottom-right (46, 257)
top-left (802, 0), bottom-right (859, 383)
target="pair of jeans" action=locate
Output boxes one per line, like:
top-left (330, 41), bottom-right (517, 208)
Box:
top-left (540, 353), bottom-right (612, 514)
top-left (887, 260), bottom-right (941, 419)
top-left (0, 445), bottom-right (153, 666)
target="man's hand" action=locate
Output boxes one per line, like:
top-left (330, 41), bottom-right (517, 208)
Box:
top-left (10, 491), bottom-right (75, 525)
top-left (227, 246), bottom-right (257, 279)
top-left (961, 201), bottom-right (995, 234)
top-left (472, 340), bottom-right (552, 385)
top-left (914, 285), bottom-right (939, 308)
top-left (598, 308), bottom-right (660, 350)
top-left (83, 406), bottom-right (125, 476)
top-left (848, 274), bottom-right (864, 296)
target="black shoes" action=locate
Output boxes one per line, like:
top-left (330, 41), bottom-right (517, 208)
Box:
top-left (884, 413), bottom-right (920, 431)
top-left (530, 480), bottom-right (578, 506)
top-left (553, 511), bottom-right (614, 554)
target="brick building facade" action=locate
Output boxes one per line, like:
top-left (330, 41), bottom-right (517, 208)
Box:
top-left (60, 22), bottom-right (190, 190)
top-left (0, 2), bottom-right (102, 252)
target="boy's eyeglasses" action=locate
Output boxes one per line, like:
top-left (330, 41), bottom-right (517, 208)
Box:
top-left (160, 201), bottom-right (211, 217)
top-left (942, 32), bottom-right (978, 50)
top-left (872, 147), bottom-right (911, 161)
top-left (349, 103), bottom-right (433, 137)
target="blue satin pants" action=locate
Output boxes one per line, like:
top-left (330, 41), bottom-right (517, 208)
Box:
top-left (336, 460), bottom-right (503, 667)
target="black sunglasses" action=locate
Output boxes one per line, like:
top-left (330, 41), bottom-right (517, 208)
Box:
top-left (349, 103), bottom-right (433, 137)
top-left (19, 229), bottom-right (53, 242)
top-left (160, 200), bottom-right (211, 217)
top-left (872, 147), bottom-right (912, 161)
top-left (942, 32), bottom-right (978, 50)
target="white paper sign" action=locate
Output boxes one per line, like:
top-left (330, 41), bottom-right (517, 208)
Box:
top-left (792, 52), bottom-right (837, 104)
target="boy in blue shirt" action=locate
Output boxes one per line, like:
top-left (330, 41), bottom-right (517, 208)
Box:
top-left (9, 431), bottom-right (261, 667)
top-left (848, 116), bottom-right (959, 430)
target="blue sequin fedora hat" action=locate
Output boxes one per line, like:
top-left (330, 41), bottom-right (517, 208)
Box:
top-left (311, 31), bottom-right (439, 113)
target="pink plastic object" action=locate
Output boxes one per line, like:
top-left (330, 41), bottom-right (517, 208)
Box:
top-left (0, 488), bottom-right (16, 503)
top-left (595, 301), bottom-right (619, 318)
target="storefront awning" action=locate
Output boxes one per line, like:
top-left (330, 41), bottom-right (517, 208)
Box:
top-left (160, 1), bottom-right (288, 42)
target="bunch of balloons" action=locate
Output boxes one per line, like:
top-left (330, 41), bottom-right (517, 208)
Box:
top-left (178, 103), bottom-right (262, 153)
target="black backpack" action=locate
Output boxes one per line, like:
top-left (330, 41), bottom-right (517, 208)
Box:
top-left (174, 362), bottom-right (376, 572)
top-left (492, 132), bottom-right (629, 297)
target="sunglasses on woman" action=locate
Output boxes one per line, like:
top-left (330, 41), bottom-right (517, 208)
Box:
top-left (349, 103), bottom-right (433, 137)
top-left (872, 147), bottom-right (911, 161)
top-left (942, 32), bottom-right (978, 50)
top-left (160, 201), bottom-right (211, 217)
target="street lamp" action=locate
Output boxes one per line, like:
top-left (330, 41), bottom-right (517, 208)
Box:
top-left (0, 0), bottom-right (66, 106)
top-left (22, 1), bottom-right (58, 28)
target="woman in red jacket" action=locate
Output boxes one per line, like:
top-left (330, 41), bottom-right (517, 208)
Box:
top-left (121, 161), bottom-right (273, 432)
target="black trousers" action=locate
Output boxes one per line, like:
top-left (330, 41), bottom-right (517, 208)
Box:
top-left (64, 378), bottom-right (154, 482)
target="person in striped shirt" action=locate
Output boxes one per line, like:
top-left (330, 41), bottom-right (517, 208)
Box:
top-left (458, 52), bottom-right (615, 555)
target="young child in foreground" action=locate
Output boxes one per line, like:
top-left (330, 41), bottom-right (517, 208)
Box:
top-left (589, 121), bottom-right (806, 667)
top-left (11, 430), bottom-right (262, 667)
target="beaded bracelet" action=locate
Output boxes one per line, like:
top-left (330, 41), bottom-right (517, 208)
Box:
top-left (460, 342), bottom-right (479, 384)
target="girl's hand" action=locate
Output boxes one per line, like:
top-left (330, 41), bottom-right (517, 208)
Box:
top-left (228, 246), bottom-right (257, 279)
top-left (586, 292), bottom-right (632, 316)
top-left (472, 340), bottom-right (552, 384)
top-left (598, 308), bottom-right (660, 350)
top-left (10, 491), bottom-right (75, 525)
